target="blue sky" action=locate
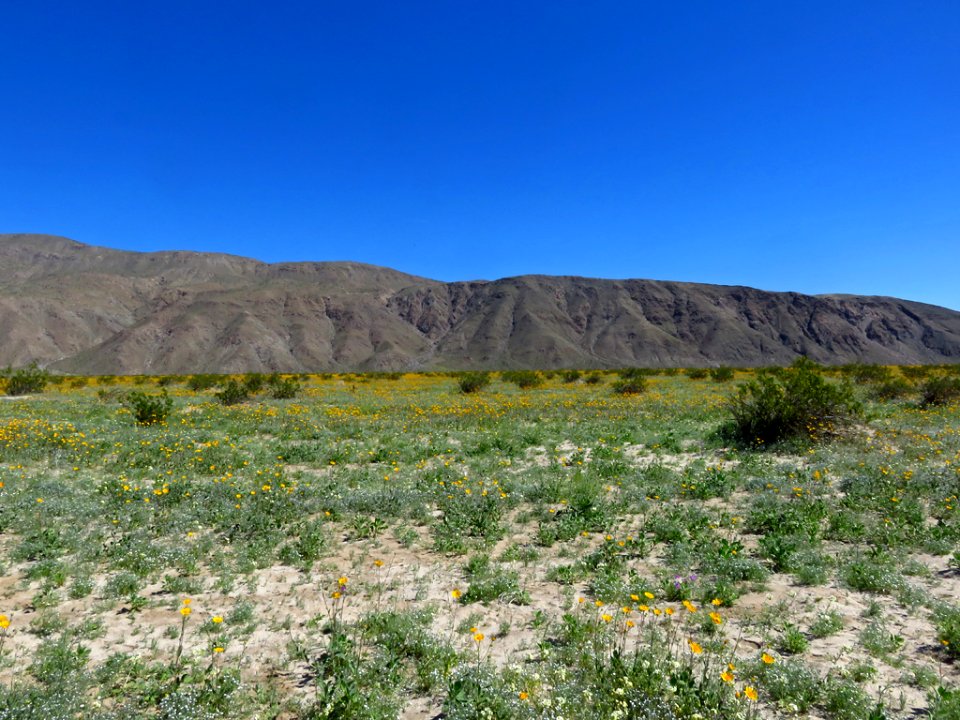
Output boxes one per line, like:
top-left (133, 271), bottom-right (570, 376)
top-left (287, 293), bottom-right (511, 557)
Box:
top-left (3, 1), bottom-right (958, 309)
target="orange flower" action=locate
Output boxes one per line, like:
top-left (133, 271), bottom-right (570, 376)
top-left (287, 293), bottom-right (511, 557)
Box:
top-left (688, 639), bottom-right (703, 654)
top-left (761, 652), bottom-right (775, 664)
top-left (744, 686), bottom-right (758, 701)
top-left (709, 612), bottom-right (723, 625)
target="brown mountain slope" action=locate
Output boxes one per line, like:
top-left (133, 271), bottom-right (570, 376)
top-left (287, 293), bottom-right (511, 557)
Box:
top-left (1, 233), bottom-right (958, 373)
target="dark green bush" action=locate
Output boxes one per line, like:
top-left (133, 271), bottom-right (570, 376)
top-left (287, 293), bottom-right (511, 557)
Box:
top-left (216, 379), bottom-right (250, 406)
top-left (268, 374), bottom-right (301, 399)
top-left (1, 362), bottom-right (51, 396)
top-left (501, 370), bottom-right (543, 389)
top-left (242, 373), bottom-right (266, 394)
top-left (458, 372), bottom-right (491, 394)
top-left (187, 374), bottom-right (220, 391)
top-left (920, 376), bottom-right (960, 408)
top-left (583, 372), bottom-right (603, 385)
top-left (561, 369), bottom-right (582, 383)
top-left (724, 358), bottom-right (861, 446)
top-left (612, 375), bottom-right (646, 395)
top-left (686, 368), bottom-right (709, 380)
top-left (840, 363), bottom-right (893, 384)
top-left (709, 366), bottom-right (735, 382)
top-left (121, 390), bottom-right (174, 426)
top-left (870, 378), bottom-right (914, 401)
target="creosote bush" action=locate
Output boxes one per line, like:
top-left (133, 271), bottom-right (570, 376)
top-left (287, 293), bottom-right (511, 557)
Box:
top-left (121, 390), bottom-right (174, 425)
top-left (268, 374), bottom-right (301, 399)
top-left (500, 370), bottom-right (543, 389)
top-left (458, 372), bottom-right (491, 394)
top-left (919, 376), bottom-right (960, 408)
top-left (724, 357), bottom-right (861, 446)
top-left (709, 366), bottom-right (735, 382)
top-left (216, 379), bottom-right (250, 406)
top-left (1, 362), bottom-right (51, 396)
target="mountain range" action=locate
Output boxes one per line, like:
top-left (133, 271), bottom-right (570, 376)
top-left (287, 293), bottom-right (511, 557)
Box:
top-left (1, 234), bottom-right (958, 374)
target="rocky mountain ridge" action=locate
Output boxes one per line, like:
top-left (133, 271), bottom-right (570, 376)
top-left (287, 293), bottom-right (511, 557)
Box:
top-left (2, 234), bottom-right (958, 373)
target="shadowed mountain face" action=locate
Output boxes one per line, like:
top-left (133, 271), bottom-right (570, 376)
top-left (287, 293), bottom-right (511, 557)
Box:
top-left (2, 234), bottom-right (958, 373)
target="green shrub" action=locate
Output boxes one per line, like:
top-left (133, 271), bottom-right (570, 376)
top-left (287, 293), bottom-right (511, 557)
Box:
top-left (612, 377), bottom-right (646, 395)
top-left (458, 372), bottom-right (491, 394)
top-left (268, 374), bottom-right (301, 399)
top-left (841, 363), bottom-right (893, 384)
top-left (686, 368), bottom-right (709, 380)
top-left (216, 379), bottom-right (250, 406)
top-left (121, 390), bottom-right (174, 425)
top-left (920, 376), bottom-right (960, 407)
top-left (500, 370), bottom-right (543, 389)
top-left (186, 373), bottom-right (221, 391)
top-left (709, 366), bottom-right (735, 382)
top-left (935, 605), bottom-right (960, 658)
top-left (242, 373), bottom-right (266, 394)
top-left (561, 369), bottom-right (582, 383)
top-left (723, 358), bottom-right (861, 445)
top-left (870, 378), bottom-right (914, 401)
top-left (583, 372), bottom-right (603, 385)
top-left (1, 362), bottom-right (50, 396)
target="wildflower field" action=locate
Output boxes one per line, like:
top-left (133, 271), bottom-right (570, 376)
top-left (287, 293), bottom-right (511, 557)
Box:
top-left (1, 367), bottom-right (960, 719)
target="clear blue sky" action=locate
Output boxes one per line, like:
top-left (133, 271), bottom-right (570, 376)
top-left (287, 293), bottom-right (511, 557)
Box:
top-left (3, 1), bottom-right (958, 309)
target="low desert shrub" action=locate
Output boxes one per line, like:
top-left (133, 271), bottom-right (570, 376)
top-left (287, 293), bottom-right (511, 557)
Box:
top-left (458, 372), bottom-right (491, 394)
top-left (723, 358), bottom-right (861, 445)
top-left (268, 374), bottom-right (301, 399)
top-left (216, 379), bottom-right (250, 406)
top-left (709, 366), bottom-right (735, 382)
top-left (121, 390), bottom-right (174, 425)
top-left (500, 370), bottom-right (543, 389)
top-left (186, 373), bottom-right (220, 391)
top-left (1, 362), bottom-right (50, 396)
top-left (919, 376), bottom-right (960, 408)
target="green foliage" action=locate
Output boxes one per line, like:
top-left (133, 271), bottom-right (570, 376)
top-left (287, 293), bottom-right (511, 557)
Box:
top-left (215, 379), bottom-right (250, 406)
top-left (686, 368), bottom-right (709, 379)
top-left (809, 609), bottom-right (844, 638)
top-left (709, 366), bottom-right (735, 382)
top-left (186, 373), bottom-right (220, 391)
top-left (500, 370), bottom-right (543, 389)
top-left (561, 369), bottom-right (582, 383)
top-left (920, 375), bottom-right (960, 407)
top-left (458, 372), bottom-right (491, 394)
top-left (935, 605), bottom-right (960, 658)
top-left (870, 378), bottom-right (914, 401)
top-left (724, 358), bottom-right (861, 445)
top-left (930, 685), bottom-right (960, 720)
top-left (841, 363), bottom-right (893, 384)
top-left (611, 370), bottom-right (647, 395)
top-left (121, 390), bottom-right (174, 425)
top-left (460, 554), bottom-right (529, 605)
top-left (1, 362), bottom-right (51, 396)
top-left (268, 374), bottom-right (301, 399)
